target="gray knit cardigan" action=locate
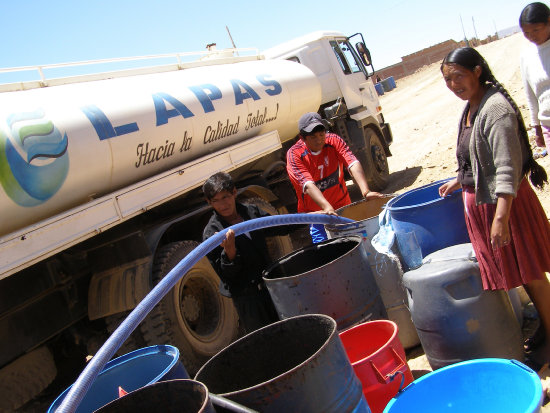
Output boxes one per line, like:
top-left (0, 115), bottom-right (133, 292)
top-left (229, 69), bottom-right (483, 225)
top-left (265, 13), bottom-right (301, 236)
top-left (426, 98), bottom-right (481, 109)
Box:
top-left (462, 86), bottom-right (528, 205)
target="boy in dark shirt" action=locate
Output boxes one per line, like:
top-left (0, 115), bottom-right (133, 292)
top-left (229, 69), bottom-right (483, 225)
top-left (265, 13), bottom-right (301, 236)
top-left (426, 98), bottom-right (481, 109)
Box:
top-left (202, 172), bottom-right (285, 333)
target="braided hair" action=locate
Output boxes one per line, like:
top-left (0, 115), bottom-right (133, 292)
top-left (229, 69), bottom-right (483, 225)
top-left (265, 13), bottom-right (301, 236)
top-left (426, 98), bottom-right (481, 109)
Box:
top-left (441, 47), bottom-right (548, 189)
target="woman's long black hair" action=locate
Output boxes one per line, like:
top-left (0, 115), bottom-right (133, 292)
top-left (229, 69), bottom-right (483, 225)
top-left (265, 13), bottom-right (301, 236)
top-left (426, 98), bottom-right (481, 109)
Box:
top-left (441, 47), bottom-right (547, 189)
top-left (520, 2), bottom-right (550, 26)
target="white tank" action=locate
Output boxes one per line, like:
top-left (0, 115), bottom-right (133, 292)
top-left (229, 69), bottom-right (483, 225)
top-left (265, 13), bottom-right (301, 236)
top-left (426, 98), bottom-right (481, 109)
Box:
top-left (0, 59), bottom-right (321, 236)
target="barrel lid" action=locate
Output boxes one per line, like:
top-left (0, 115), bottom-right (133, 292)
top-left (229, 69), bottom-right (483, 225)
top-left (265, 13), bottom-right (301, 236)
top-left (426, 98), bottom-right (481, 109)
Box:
top-left (422, 243), bottom-right (476, 264)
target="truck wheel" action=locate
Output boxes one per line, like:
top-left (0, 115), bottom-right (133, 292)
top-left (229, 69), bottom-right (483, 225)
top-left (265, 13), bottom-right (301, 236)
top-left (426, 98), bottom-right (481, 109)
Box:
top-left (0, 346), bottom-right (57, 411)
top-left (105, 311), bottom-right (147, 356)
top-left (242, 197), bottom-right (294, 261)
top-left (361, 127), bottom-right (389, 191)
top-left (140, 241), bottom-right (239, 375)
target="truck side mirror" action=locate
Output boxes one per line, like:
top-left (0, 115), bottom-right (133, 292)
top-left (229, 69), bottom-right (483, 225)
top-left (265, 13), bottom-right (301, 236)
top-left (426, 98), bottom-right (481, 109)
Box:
top-left (355, 42), bottom-right (372, 67)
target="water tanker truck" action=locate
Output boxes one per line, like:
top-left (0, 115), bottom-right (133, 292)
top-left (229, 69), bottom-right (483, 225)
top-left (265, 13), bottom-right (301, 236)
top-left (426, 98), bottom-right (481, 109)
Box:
top-left (0, 31), bottom-right (392, 409)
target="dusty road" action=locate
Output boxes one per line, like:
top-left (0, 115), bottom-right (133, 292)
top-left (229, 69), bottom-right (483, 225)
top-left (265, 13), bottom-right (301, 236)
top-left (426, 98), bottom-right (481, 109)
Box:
top-left (380, 32), bottom-right (550, 216)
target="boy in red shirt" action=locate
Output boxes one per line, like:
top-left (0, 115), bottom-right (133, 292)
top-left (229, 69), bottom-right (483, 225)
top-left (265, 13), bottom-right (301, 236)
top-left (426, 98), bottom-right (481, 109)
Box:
top-left (286, 112), bottom-right (382, 242)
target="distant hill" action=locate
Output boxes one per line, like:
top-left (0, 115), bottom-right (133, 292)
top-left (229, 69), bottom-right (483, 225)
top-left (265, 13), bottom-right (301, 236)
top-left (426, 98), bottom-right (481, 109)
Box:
top-left (498, 25), bottom-right (521, 38)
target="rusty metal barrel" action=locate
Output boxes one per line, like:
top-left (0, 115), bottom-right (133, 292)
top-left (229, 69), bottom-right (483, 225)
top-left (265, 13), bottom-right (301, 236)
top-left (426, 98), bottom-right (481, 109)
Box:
top-left (95, 379), bottom-right (215, 413)
top-left (194, 314), bottom-right (370, 413)
top-left (262, 236), bottom-right (387, 330)
top-left (325, 198), bottom-right (419, 349)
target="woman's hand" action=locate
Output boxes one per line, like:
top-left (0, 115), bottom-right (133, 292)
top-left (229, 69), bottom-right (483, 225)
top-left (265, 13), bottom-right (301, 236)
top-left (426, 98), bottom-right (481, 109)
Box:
top-left (491, 194), bottom-right (513, 249)
top-left (221, 229), bottom-right (237, 261)
top-left (490, 216), bottom-right (511, 249)
top-left (439, 177), bottom-right (460, 197)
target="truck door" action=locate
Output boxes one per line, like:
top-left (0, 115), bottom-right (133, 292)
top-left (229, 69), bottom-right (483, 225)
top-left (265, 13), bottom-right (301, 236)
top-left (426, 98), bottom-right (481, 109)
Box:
top-left (328, 39), bottom-right (378, 116)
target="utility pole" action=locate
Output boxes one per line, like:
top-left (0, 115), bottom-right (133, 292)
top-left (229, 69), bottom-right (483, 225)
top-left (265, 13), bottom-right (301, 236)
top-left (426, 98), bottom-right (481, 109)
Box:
top-left (226, 26), bottom-right (238, 55)
top-left (472, 16), bottom-right (479, 43)
top-left (493, 19), bottom-right (499, 39)
top-left (460, 14), bottom-right (469, 47)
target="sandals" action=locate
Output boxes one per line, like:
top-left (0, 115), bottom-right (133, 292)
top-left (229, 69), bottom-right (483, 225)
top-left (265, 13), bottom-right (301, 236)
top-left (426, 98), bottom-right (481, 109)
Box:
top-left (525, 326), bottom-right (546, 352)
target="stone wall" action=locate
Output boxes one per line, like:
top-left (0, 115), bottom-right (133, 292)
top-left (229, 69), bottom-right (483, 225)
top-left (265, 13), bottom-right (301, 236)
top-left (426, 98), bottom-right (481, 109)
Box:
top-left (374, 35), bottom-right (500, 82)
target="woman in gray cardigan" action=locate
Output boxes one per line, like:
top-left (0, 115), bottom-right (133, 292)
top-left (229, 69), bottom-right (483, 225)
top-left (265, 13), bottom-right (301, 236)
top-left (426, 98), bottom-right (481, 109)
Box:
top-left (439, 47), bottom-right (550, 367)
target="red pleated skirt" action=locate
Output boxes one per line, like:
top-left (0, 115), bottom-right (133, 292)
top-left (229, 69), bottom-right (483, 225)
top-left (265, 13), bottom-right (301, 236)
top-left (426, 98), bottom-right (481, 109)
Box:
top-left (463, 179), bottom-right (550, 290)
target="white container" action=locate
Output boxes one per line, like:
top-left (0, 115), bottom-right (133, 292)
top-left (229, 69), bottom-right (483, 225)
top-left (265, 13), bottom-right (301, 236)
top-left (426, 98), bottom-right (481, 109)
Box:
top-left (0, 59), bottom-right (321, 235)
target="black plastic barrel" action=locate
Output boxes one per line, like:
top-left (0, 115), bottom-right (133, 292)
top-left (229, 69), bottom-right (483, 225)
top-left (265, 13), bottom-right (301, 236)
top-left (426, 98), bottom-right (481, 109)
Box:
top-left (403, 243), bottom-right (524, 370)
top-left (194, 314), bottom-right (370, 413)
top-left (95, 379), bottom-right (216, 413)
top-left (263, 236), bottom-right (387, 330)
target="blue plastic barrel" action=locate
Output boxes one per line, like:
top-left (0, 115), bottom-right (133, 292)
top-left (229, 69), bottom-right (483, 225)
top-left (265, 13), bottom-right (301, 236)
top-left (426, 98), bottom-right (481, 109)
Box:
top-left (387, 76), bottom-right (396, 89)
top-left (374, 83), bottom-right (384, 96)
top-left (387, 179), bottom-right (470, 268)
top-left (48, 345), bottom-right (188, 413)
top-left (384, 358), bottom-right (543, 412)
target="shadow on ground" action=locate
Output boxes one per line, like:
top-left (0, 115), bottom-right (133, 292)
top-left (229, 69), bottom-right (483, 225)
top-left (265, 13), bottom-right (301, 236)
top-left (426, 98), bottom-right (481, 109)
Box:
top-left (384, 166), bottom-right (423, 195)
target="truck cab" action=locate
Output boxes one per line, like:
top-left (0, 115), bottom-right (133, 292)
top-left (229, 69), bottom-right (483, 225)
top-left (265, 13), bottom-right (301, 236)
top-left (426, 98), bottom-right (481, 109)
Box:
top-left (264, 31), bottom-right (392, 190)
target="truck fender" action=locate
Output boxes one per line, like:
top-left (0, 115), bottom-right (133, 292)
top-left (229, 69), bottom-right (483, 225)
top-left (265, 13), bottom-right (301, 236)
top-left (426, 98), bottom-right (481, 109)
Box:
top-left (87, 256), bottom-right (152, 320)
top-left (87, 206), bottom-right (206, 320)
top-left (238, 185), bottom-right (278, 205)
top-left (351, 115), bottom-right (392, 155)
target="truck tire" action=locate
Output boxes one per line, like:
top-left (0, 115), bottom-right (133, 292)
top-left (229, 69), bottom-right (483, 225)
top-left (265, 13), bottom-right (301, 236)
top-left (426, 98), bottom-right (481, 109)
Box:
top-left (105, 311), bottom-right (147, 357)
top-left (242, 197), bottom-right (294, 261)
top-left (0, 346), bottom-right (57, 412)
top-left (140, 241), bottom-right (239, 375)
top-left (360, 127), bottom-right (389, 191)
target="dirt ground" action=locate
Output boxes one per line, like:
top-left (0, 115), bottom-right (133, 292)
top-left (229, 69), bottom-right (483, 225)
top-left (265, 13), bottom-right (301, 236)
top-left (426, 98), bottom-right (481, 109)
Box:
top-left (380, 32), bottom-right (550, 216)
top-left (381, 32), bottom-right (550, 408)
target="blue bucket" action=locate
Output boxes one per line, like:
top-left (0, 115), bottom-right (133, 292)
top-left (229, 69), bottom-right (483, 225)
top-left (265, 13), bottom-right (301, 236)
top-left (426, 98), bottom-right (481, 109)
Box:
top-left (374, 83), bottom-right (384, 96)
top-left (384, 358), bottom-right (543, 412)
top-left (48, 345), bottom-right (188, 413)
top-left (387, 179), bottom-right (469, 269)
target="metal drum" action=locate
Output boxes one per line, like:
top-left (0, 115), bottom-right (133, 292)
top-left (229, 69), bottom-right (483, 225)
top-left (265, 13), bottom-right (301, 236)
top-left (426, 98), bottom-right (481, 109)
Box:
top-left (263, 235), bottom-right (387, 331)
top-left (195, 314), bottom-right (370, 413)
top-left (326, 198), bottom-right (419, 349)
top-left (403, 243), bottom-right (524, 370)
top-left (95, 380), bottom-right (216, 413)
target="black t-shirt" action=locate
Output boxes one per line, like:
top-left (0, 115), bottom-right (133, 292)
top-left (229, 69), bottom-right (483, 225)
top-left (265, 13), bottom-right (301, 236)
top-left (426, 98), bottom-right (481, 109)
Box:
top-left (456, 109), bottom-right (476, 187)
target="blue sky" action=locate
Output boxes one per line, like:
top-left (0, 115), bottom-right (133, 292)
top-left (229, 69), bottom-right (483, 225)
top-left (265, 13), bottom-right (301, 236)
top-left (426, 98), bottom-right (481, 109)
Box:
top-left (0, 0), bottom-right (527, 81)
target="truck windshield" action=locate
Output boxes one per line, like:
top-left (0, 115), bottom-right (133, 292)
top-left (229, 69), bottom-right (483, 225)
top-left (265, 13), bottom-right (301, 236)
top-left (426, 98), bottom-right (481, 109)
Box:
top-left (330, 40), bottom-right (363, 75)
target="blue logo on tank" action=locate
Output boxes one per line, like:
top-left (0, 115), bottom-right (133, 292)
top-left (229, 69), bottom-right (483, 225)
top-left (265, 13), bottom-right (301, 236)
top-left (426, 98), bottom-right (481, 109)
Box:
top-left (0, 109), bottom-right (69, 206)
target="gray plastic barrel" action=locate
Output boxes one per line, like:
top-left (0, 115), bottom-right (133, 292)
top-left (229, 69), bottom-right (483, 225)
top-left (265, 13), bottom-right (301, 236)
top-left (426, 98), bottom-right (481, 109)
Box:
top-left (95, 379), bottom-right (216, 413)
top-left (325, 198), bottom-right (419, 349)
top-left (381, 78), bottom-right (394, 92)
top-left (263, 235), bottom-right (387, 331)
top-left (403, 243), bottom-right (524, 370)
top-left (195, 314), bottom-right (370, 413)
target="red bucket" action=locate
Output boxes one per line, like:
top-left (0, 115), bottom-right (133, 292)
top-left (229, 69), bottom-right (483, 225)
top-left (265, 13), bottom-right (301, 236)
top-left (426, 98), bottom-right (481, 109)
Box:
top-left (339, 320), bottom-right (413, 413)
